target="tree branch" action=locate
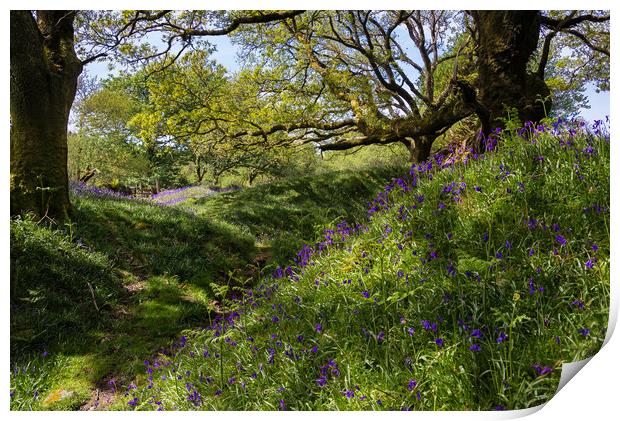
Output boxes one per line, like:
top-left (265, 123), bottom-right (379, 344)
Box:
top-left (540, 13), bottom-right (609, 30)
top-left (181, 10), bottom-right (305, 37)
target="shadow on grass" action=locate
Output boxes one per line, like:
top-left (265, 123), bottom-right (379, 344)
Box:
top-left (10, 201), bottom-right (253, 409)
top-left (192, 166), bottom-right (405, 264)
top-left (71, 197), bottom-right (256, 287)
top-left (10, 165), bottom-right (405, 408)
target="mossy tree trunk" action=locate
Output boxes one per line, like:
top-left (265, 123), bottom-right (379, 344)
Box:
top-left (10, 11), bottom-right (83, 220)
top-left (470, 11), bottom-right (551, 136)
top-left (403, 135), bottom-right (437, 163)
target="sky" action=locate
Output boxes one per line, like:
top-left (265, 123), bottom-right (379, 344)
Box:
top-left (85, 30), bottom-right (610, 123)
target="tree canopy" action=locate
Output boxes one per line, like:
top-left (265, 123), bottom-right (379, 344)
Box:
top-left (10, 9), bottom-right (609, 219)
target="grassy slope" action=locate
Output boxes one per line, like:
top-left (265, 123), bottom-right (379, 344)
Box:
top-left (187, 166), bottom-right (406, 264)
top-left (114, 122), bottom-right (609, 410)
top-left (9, 165), bottom-right (404, 410)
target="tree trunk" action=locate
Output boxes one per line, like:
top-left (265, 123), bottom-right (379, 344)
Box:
top-left (212, 171), bottom-right (221, 187)
top-left (195, 156), bottom-right (206, 182)
top-left (10, 11), bottom-right (82, 220)
top-left (248, 171), bottom-right (258, 186)
top-left (404, 135), bottom-right (435, 163)
top-left (471, 11), bottom-right (551, 135)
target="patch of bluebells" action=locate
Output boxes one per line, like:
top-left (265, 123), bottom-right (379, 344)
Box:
top-left (70, 180), bottom-right (141, 201)
top-left (101, 118), bottom-right (609, 411)
top-left (151, 185), bottom-right (241, 206)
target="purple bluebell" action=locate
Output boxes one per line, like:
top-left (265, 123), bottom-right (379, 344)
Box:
top-left (533, 364), bottom-right (552, 376)
top-left (555, 235), bottom-right (567, 246)
top-left (579, 328), bottom-right (590, 336)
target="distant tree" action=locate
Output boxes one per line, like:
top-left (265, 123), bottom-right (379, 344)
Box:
top-left (126, 51), bottom-right (299, 185)
top-left (68, 72), bottom-right (152, 187)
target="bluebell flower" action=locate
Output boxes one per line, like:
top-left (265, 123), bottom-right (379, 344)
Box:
top-left (533, 364), bottom-right (552, 376)
top-left (571, 299), bottom-right (585, 310)
top-left (579, 328), bottom-right (590, 336)
top-left (447, 262), bottom-right (456, 277)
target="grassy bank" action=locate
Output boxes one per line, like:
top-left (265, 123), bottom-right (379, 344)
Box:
top-left (10, 165), bottom-right (403, 410)
top-left (95, 119), bottom-right (609, 410)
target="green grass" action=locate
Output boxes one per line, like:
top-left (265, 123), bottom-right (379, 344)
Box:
top-left (104, 122), bottom-right (608, 411)
top-left (187, 166), bottom-right (405, 265)
top-left (10, 122), bottom-right (609, 410)
top-left (10, 165), bottom-right (404, 410)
